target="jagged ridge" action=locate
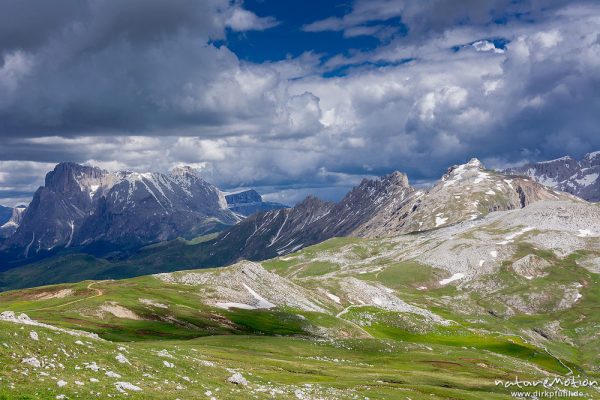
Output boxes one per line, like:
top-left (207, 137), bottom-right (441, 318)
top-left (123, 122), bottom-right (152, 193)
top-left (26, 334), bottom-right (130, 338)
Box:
top-left (504, 152), bottom-right (600, 202)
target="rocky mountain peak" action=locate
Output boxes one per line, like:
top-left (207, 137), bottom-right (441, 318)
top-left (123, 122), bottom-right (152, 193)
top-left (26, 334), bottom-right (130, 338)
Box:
top-left (224, 190), bottom-right (288, 217)
top-left (441, 158), bottom-right (487, 184)
top-left (44, 162), bottom-right (109, 194)
top-left (226, 189), bottom-right (262, 205)
top-left (170, 165), bottom-right (203, 179)
top-left (383, 171), bottom-right (410, 187)
top-left (354, 171), bottom-right (412, 196)
top-left (584, 151), bottom-right (600, 163)
top-left (4, 206), bottom-right (25, 226)
top-left (467, 158), bottom-right (484, 168)
top-left (503, 152), bottom-right (599, 202)
top-left (354, 156), bottom-right (570, 237)
top-left (1, 162), bottom-right (240, 258)
top-left (295, 195), bottom-right (333, 211)
top-left (446, 158), bottom-right (484, 174)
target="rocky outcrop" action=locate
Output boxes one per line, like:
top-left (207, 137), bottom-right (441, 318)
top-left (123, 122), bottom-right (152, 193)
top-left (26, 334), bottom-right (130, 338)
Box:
top-left (156, 261), bottom-right (328, 312)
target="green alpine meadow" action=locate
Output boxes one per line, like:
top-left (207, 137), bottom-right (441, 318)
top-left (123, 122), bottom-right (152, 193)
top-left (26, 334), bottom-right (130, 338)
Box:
top-left (1, 186), bottom-right (600, 398)
top-left (1, 0), bottom-right (600, 399)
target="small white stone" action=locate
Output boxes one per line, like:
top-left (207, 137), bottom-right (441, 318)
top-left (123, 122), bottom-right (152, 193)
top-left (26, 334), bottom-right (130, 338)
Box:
top-left (105, 371), bottom-right (121, 378)
top-left (22, 357), bottom-right (41, 368)
top-left (115, 353), bottom-right (129, 364)
top-left (115, 381), bottom-right (142, 393)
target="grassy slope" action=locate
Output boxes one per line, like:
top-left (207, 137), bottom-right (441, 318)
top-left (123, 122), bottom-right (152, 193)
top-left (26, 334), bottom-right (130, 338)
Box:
top-left (0, 233), bottom-right (228, 291)
top-left (1, 320), bottom-right (553, 400)
top-left (1, 236), bottom-right (600, 398)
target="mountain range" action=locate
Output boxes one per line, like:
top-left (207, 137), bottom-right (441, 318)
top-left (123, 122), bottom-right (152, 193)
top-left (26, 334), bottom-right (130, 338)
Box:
top-left (503, 151), bottom-right (600, 202)
top-left (0, 156), bottom-right (584, 290)
top-left (1, 157), bottom-right (599, 399)
top-left (0, 163), bottom-right (286, 264)
top-left (201, 158), bottom-right (571, 264)
top-left (0, 155), bottom-right (599, 399)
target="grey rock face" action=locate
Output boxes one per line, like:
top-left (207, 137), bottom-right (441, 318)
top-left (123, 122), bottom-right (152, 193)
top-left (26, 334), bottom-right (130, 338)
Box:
top-left (0, 206), bottom-right (26, 238)
top-left (75, 167), bottom-right (239, 248)
top-left (210, 171), bottom-right (415, 261)
top-left (1, 163), bottom-right (239, 257)
top-left (210, 159), bottom-right (568, 262)
top-left (354, 158), bottom-right (570, 237)
top-left (225, 189), bottom-right (288, 217)
top-left (503, 152), bottom-right (600, 201)
top-left (4, 163), bottom-right (112, 256)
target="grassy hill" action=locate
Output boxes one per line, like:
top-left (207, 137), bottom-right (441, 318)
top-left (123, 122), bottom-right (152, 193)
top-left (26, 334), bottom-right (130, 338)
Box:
top-left (1, 200), bottom-right (599, 398)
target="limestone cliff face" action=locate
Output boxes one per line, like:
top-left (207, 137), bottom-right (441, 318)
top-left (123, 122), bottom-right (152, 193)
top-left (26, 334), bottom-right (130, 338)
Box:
top-left (1, 163), bottom-right (239, 258)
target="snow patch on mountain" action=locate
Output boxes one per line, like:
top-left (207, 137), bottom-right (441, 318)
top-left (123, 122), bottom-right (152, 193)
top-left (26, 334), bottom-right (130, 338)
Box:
top-left (439, 273), bottom-right (465, 285)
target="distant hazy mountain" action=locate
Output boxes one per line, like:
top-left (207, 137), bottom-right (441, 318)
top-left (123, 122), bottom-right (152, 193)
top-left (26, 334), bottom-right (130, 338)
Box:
top-left (0, 206), bottom-right (12, 226)
top-left (0, 205), bottom-right (26, 239)
top-left (0, 163), bottom-right (239, 259)
top-left (225, 189), bottom-right (288, 217)
top-left (503, 152), bottom-right (600, 202)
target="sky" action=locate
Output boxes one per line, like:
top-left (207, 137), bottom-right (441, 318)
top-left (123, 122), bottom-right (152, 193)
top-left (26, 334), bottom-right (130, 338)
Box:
top-left (1, 0), bottom-right (600, 206)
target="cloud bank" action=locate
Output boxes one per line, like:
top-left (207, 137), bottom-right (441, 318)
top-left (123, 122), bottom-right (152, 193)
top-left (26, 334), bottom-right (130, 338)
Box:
top-left (0, 0), bottom-right (599, 206)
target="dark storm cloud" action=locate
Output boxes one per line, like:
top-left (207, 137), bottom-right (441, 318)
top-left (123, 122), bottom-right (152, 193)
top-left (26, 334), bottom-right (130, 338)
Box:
top-left (1, 0), bottom-right (600, 206)
top-left (0, 0), bottom-right (235, 54)
top-left (0, 0), bottom-right (280, 137)
top-left (0, 1), bottom-right (80, 52)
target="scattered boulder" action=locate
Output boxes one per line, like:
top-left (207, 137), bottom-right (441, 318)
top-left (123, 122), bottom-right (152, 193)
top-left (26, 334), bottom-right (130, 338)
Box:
top-left (227, 372), bottom-right (248, 386)
top-left (115, 353), bottom-right (130, 364)
top-left (115, 382), bottom-right (142, 393)
top-left (22, 357), bottom-right (41, 368)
